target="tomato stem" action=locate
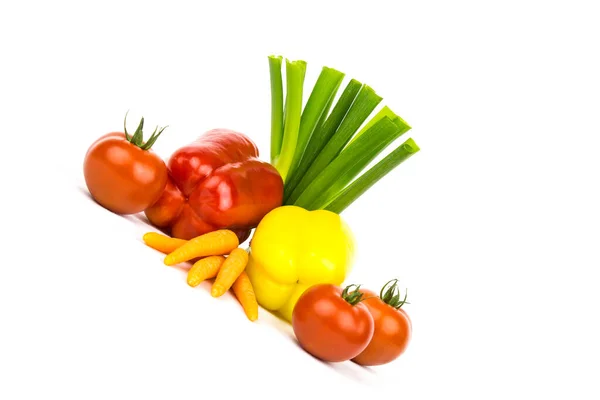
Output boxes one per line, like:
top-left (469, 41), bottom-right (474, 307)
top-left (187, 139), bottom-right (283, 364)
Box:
top-left (341, 284), bottom-right (366, 306)
top-left (123, 111), bottom-right (168, 151)
top-left (379, 279), bottom-right (410, 309)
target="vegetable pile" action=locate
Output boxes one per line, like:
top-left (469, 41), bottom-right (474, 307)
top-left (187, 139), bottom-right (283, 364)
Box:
top-left (82, 54), bottom-right (419, 369)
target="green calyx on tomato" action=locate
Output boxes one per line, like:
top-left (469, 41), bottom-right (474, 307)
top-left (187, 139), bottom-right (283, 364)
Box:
top-left (83, 112), bottom-right (169, 215)
top-left (341, 284), bottom-right (367, 306)
top-left (291, 283), bottom-right (375, 363)
top-left (379, 279), bottom-right (409, 309)
top-left (123, 111), bottom-right (168, 151)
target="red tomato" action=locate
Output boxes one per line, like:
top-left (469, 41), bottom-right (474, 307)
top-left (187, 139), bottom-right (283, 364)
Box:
top-left (352, 281), bottom-right (412, 366)
top-left (83, 115), bottom-right (168, 215)
top-left (292, 284), bottom-right (374, 363)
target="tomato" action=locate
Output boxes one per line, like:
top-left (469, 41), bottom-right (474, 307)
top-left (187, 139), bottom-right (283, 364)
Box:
top-left (352, 280), bottom-right (412, 366)
top-left (83, 115), bottom-right (168, 215)
top-left (292, 284), bottom-right (374, 363)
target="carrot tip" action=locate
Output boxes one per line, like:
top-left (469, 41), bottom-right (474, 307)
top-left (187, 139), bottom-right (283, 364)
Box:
top-left (211, 285), bottom-right (224, 297)
top-left (187, 279), bottom-right (198, 287)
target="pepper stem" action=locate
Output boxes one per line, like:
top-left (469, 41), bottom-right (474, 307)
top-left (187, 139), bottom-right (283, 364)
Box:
top-left (379, 279), bottom-right (410, 309)
top-left (341, 284), bottom-right (366, 306)
top-left (123, 111), bottom-right (168, 150)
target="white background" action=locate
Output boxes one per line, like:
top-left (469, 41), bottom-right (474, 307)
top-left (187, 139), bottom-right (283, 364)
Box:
top-left (1, 0), bottom-right (599, 398)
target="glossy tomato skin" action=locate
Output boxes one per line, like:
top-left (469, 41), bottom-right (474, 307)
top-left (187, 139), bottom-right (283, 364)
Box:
top-left (84, 132), bottom-right (168, 215)
top-left (292, 284), bottom-right (374, 363)
top-left (351, 289), bottom-right (412, 366)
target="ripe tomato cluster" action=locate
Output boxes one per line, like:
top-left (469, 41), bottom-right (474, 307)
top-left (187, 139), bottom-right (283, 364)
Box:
top-left (291, 280), bottom-right (411, 366)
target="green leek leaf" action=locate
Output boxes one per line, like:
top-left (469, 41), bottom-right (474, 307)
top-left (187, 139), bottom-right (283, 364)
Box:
top-left (285, 66), bottom-right (345, 183)
top-left (274, 59), bottom-right (307, 181)
top-left (268, 55), bottom-right (284, 163)
top-left (284, 78), bottom-right (363, 202)
top-left (324, 138), bottom-right (420, 213)
top-left (294, 116), bottom-right (406, 210)
top-left (286, 84), bottom-right (382, 204)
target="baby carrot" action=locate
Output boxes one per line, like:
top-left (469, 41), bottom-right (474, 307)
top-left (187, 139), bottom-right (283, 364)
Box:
top-left (232, 271), bottom-right (259, 321)
top-left (164, 230), bottom-right (239, 266)
top-left (211, 248), bottom-right (249, 298)
top-left (187, 256), bottom-right (225, 287)
top-left (143, 232), bottom-right (187, 254)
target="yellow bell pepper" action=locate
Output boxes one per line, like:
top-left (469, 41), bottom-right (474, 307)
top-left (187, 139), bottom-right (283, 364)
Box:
top-left (246, 205), bottom-right (355, 322)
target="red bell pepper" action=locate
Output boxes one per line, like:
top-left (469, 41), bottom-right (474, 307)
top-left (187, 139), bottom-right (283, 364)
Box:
top-left (144, 129), bottom-right (283, 243)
